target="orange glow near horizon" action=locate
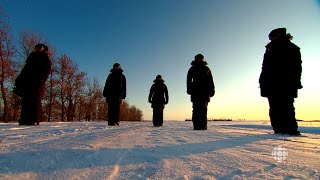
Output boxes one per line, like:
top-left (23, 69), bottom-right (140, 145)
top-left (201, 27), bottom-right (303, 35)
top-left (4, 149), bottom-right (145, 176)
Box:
top-left (142, 98), bottom-right (320, 121)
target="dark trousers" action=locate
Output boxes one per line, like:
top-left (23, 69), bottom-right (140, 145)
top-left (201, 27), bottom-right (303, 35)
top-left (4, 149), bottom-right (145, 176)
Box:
top-left (108, 100), bottom-right (121, 125)
top-left (153, 107), bottom-right (164, 126)
top-left (268, 96), bottom-right (298, 133)
top-left (192, 100), bottom-right (208, 129)
top-left (19, 95), bottom-right (42, 125)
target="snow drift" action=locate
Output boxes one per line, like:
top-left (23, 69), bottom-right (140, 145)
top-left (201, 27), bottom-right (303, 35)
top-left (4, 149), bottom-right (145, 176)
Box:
top-left (0, 121), bottom-right (319, 179)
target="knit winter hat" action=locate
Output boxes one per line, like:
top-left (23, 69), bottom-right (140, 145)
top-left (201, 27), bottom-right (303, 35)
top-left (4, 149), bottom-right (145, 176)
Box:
top-left (156, 75), bottom-right (162, 80)
top-left (35, 43), bottom-right (48, 52)
top-left (194, 54), bottom-right (204, 61)
top-left (113, 63), bottom-right (121, 69)
top-left (269, 28), bottom-right (286, 39)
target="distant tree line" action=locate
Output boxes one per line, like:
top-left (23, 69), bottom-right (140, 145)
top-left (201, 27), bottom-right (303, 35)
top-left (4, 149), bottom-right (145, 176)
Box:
top-left (0, 7), bottom-right (143, 122)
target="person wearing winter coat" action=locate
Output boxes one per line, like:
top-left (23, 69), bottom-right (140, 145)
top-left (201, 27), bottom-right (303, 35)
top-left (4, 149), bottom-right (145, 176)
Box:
top-left (103, 63), bottom-right (126, 126)
top-left (14, 43), bottom-right (52, 125)
top-left (259, 27), bottom-right (302, 135)
top-left (187, 54), bottom-right (215, 130)
top-left (148, 75), bottom-right (169, 127)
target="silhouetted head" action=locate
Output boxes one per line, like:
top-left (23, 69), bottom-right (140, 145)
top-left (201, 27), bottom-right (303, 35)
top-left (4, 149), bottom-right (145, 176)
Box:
top-left (194, 54), bottom-right (204, 61)
top-left (154, 74), bottom-right (164, 82)
top-left (35, 43), bottom-right (48, 52)
top-left (156, 75), bottom-right (162, 80)
top-left (269, 28), bottom-right (293, 41)
top-left (113, 63), bottom-right (121, 69)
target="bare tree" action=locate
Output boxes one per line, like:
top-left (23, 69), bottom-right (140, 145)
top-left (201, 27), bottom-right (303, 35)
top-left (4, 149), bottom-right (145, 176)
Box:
top-left (119, 101), bottom-right (143, 121)
top-left (66, 71), bottom-right (86, 121)
top-left (56, 54), bottom-right (69, 121)
top-left (83, 78), bottom-right (103, 121)
top-left (0, 7), bottom-right (15, 122)
top-left (77, 94), bottom-right (86, 121)
top-left (97, 97), bottom-right (108, 120)
top-left (55, 54), bottom-right (86, 121)
top-left (0, 6), bottom-right (144, 123)
top-left (119, 100), bottom-right (129, 121)
top-left (18, 30), bottom-right (46, 60)
top-left (44, 50), bottom-right (57, 122)
top-left (7, 61), bottom-right (21, 121)
top-left (128, 105), bottom-right (143, 121)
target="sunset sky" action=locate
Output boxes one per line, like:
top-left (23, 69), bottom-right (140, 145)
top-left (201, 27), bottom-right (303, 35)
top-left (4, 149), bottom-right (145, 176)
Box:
top-left (2, 0), bottom-right (320, 120)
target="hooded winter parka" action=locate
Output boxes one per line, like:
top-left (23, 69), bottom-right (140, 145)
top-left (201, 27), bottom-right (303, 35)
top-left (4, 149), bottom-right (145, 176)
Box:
top-left (148, 79), bottom-right (169, 108)
top-left (187, 60), bottom-right (215, 102)
top-left (15, 51), bottom-right (51, 98)
top-left (103, 68), bottom-right (126, 102)
top-left (259, 39), bottom-right (302, 98)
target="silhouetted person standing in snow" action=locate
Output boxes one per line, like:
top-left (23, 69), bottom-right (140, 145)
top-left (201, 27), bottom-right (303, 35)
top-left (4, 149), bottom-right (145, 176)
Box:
top-left (103, 63), bottom-right (126, 126)
top-left (148, 75), bottom-right (169, 127)
top-left (14, 43), bottom-right (52, 125)
top-left (259, 28), bottom-right (302, 135)
top-left (187, 54), bottom-right (215, 130)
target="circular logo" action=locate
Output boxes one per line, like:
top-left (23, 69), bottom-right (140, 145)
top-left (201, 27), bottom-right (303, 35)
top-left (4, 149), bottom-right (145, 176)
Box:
top-left (272, 145), bottom-right (288, 162)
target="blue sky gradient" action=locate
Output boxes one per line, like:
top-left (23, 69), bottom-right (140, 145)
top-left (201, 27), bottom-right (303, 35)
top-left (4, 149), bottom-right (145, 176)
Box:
top-left (2, 0), bottom-right (320, 120)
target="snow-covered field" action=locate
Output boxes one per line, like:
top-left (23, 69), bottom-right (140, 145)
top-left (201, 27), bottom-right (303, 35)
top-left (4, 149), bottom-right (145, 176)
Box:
top-left (0, 120), bottom-right (319, 180)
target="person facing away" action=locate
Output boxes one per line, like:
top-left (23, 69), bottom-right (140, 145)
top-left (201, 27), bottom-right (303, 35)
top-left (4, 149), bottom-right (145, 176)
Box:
top-left (187, 54), bottom-right (215, 130)
top-left (14, 43), bottom-right (52, 125)
top-left (259, 27), bottom-right (302, 135)
top-left (148, 75), bottom-right (169, 127)
top-left (103, 63), bottom-right (126, 126)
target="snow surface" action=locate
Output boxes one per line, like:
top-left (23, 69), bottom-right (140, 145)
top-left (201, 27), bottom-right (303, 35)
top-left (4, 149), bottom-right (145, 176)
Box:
top-left (0, 121), bottom-right (319, 180)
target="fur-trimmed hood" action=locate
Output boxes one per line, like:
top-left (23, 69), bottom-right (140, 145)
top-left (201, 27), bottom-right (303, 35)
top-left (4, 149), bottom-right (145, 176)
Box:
top-left (191, 60), bottom-right (208, 66)
top-left (153, 79), bottom-right (164, 83)
top-left (110, 68), bottom-right (123, 73)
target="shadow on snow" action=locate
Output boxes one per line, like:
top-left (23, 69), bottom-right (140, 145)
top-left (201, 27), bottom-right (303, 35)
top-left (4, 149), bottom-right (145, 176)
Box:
top-left (0, 133), bottom-right (264, 174)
